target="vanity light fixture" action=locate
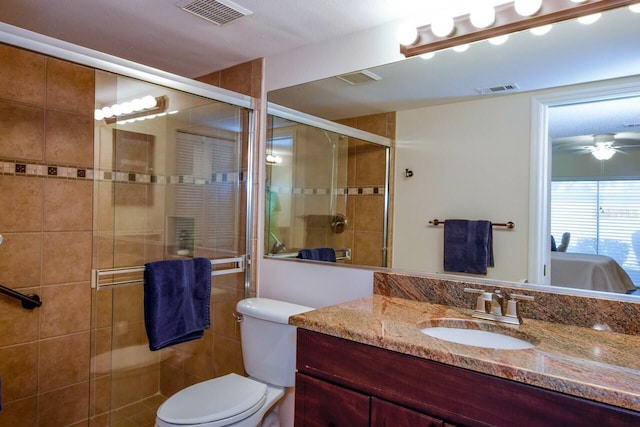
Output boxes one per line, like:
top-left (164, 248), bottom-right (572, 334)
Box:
top-left (431, 14), bottom-right (455, 37)
top-left (399, 0), bottom-right (637, 59)
top-left (266, 154), bottom-right (282, 164)
top-left (95, 95), bottom-right (168, 124)
top-left (488, 34), bottom-right (509, 45)
top-left (514, 0), bottom-right (543, 16)
top-left (420, 52), bottom-right (436, 60)
top-left (630, 3), bottom-right (640, 12)
top-left (452, 43), bottom-right (470, 52)
top-left (577, 12), bottom-right (602, 23)
top-left (396, 20), bottom-right (419, 46)
top-left (530, 24), bottom-right (553, 35)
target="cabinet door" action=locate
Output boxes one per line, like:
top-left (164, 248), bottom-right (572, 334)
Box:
top-left (371, 397), bottom-right (444, 427)
top-left (295, 373), bottom-right (370, 427)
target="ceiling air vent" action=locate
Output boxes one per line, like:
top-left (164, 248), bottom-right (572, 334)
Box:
top-left (176, 0), bottom-right (252, 25)
top-left (475, 83), bottom-right (520, 94)
top-left (336, 70), bottom-right (382, 85)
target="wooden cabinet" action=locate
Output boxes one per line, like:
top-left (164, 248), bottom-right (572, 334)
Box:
top-left (295, 329), bottom-right (640, 426)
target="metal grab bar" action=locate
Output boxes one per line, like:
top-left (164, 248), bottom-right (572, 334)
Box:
top-left (0, 284), bottom-right (42, 309)
top-left (91, 255), bottom-right (246, 290)
top-left (428, 219), bottom-right (515, 229)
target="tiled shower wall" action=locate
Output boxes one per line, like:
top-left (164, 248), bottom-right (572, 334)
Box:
top-left (338, 113), bottom-right (396, 267)
top-left (0, 43), bottom-right (95, 426)
top-left (0, 40), bottom-right (262, 426)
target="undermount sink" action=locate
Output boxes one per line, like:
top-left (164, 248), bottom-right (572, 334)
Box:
top-left (419, 319), bottom-right (536, 350)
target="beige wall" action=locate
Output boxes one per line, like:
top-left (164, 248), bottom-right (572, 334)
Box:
top-left (394, 94), bottom-right (531, 282)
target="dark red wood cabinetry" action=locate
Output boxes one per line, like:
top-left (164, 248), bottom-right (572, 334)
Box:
top-left (294, 329), bottom-right (640, 427)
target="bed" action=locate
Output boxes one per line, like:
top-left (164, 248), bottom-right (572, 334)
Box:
top-left (550, 252), bottom-right (637, 293)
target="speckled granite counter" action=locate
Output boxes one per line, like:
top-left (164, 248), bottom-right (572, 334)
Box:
top-left (289, 295), bottom-right (640, 412)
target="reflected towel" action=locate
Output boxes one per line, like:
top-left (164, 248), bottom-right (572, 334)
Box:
top-left (143, 258), bottom-right (211, 351)
top-left (297, 248), bottom-right (337, 262)
top-left (443, 220), bottom-right (494, 275)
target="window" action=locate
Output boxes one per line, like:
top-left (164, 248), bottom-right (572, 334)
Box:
top-left (551, 180), bottom-right (640, 286)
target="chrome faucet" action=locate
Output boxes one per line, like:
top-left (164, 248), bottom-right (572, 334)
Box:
top-left (464, 288), bottom-right (534, 325)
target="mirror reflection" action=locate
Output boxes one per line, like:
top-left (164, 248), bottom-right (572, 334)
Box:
top-left (265, 114), bottom-right (390, 267)
top-left (266, 5), bottom-right (640, 296)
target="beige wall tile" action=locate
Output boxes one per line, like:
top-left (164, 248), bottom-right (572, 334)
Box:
top-left (38, 381), bottom-right (90, 427)
top-left (44, 179), bottom-right (93, 232)
top-left (0, 99), bottom-right (45, 160)
top-left (42, 231), bottom-right (92, 285)
top-left (0, 285), bottom-right (39, 346)
top-left (353, 231), bottom-right (384, 267)
top-left (39, 332), bottom-right (90, 392)
top-left (355, 144), bottom-right (387, 186)
top-left (0, 233), bottom-right (42, 287)
top-left (213, 335), bottom-right (244, 377)
top-left (40, 282), bottom-right (91, 338)
top-left (112, 285), bottom-right (144, 323)
top-left (0, 44), bottom-right (46, 106)
top-left (0, 396), bottom-right (38, 427)
top-left (45, 109), bottom-right (94, 166)
top-left (46, 58), bottom-right (94, 115)
top-left (353, 196), bottom-right (385, 233)
top-left (90, 374), bottom-right (112, 417)
top-left (0, 342), bottom-right (38, 401)
top-left (0, 176), bottom-right (44, 232)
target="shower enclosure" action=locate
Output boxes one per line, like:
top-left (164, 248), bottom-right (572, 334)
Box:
top-left (90, 71), bottom-right (252, 425)
top-left (265, 109), bottom-right (391, 267)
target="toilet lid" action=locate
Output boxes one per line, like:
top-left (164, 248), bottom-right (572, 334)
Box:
top-left (157, 373), bottom-right (268, 425)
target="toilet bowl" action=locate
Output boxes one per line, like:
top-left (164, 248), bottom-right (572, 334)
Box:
top-left (155, 373), bottom-right (284, 427)
top-left (155, 298), bottom-right (313, 427)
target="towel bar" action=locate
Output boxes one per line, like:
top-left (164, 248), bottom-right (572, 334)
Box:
top-left (268, 248), bottom-right (352, 261)
top-left (91, 255), bottom-right (246, 290)
top-left (429, 219), bottom-right (515, 229)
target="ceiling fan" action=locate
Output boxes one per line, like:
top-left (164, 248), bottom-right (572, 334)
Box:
top-left (552, 132), bottom-right (640, 160)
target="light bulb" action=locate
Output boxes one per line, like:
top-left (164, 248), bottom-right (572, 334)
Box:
top-left (470, 5), bottom-right (495, 29)
top-left (110, 104), bottom-right (122, 116)
top-left (101, 106), bottom-right (113, 118)
top-left (120, 102), bottom-right (133, 114)
top-left (591, 146), bottom-right (615, 160)
top-left (396, 21), bottom-right (418, 46)
top-left (420, 52), bottom-right (435, 60)
top-left (578, 13), bottom-right (601, 25)
top-left (629, 3), bottom-right (640, 13)
top-left (142, 95), bottom-right (157, 109)
top-left (514, 0), bottom-right (542, 17)
top-left (94, 109), bottom-right (104, 121)
top-left (452, 44), bottom-right (469, 52)
top-left (488, 34), bottom-right (509, 45)
top-left (431, 15), bottom-right (455, 37)
top-left (530, 24), bottom-right (552, 36)
top-left (131, 98), bottom-right (144, 111)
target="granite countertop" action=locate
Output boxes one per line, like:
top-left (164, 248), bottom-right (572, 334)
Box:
top-left (289, 295), bottom-right (640, 412)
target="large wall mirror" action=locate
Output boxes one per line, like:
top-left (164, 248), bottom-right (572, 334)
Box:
top-left (267, 5), bottom-right (640, 297)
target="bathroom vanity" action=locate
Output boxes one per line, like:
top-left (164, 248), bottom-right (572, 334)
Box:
top-left (290, 295), bottom-right (640, 426)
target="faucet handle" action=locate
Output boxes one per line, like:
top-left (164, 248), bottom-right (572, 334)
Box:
top-left (505, 293), bottom-right (534, 323)
top-left (464, 288), bottom-right (486, 312)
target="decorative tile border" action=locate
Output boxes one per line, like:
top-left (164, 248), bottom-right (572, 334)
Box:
top-left (0, 159), bottom-right (244, 184)
top-left (267, 185), bottom-right (385, 196)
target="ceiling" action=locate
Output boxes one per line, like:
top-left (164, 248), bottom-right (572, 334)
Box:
top-left (0, 0), bottom-right (497, 79)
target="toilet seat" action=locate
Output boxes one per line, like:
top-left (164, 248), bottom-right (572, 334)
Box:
top-left (157, 373), bottom-right (268, 426)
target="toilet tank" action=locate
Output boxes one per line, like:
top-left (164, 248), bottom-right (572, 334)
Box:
top-left (236, 298), bottom-right (313, 387)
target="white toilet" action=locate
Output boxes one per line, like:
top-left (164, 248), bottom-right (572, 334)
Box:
top-left (155, 298), bottom-right (313, 427)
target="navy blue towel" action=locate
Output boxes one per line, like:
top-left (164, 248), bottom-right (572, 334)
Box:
top-left (443, 220), bottom-right (494, 275)
top-left (143, 258), bottom-right (211, 351)
top-left (297, 248), bottom-right (337, 262)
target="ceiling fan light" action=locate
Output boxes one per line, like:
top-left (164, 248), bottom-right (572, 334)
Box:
top-left (591, 145), bottom-right (615, 160)
top-left (514, 0), bottom-right (542, 17)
